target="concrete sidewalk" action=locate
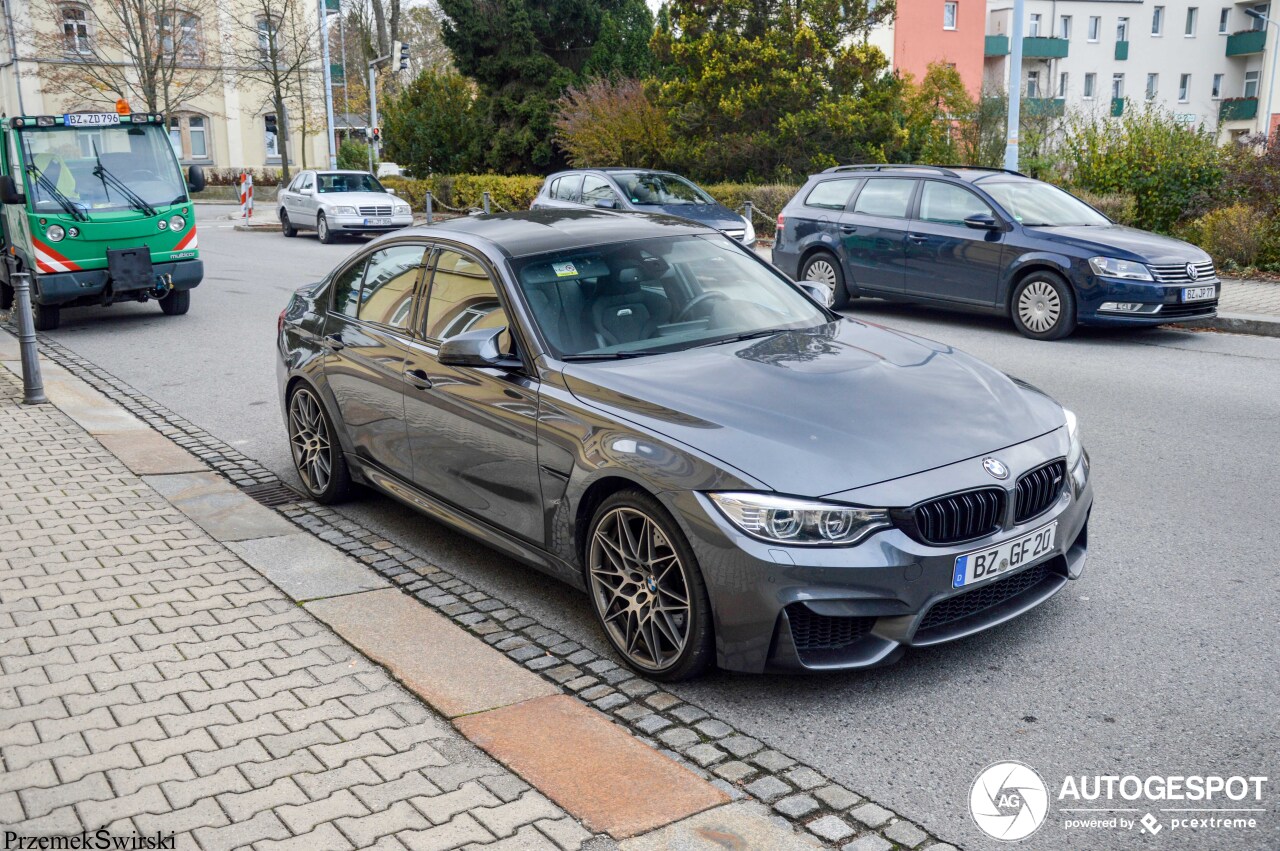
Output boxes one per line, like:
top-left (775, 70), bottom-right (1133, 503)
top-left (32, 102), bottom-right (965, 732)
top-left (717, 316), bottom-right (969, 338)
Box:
top-left (1210, 277), bottom-right (1280, 337)
top-left (0, 335), bottom-right (951, 850)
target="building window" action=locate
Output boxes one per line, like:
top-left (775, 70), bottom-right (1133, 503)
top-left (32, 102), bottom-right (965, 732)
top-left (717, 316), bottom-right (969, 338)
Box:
top-left (256, 17), bottom-right (280, 61)
top-left (60, 4), bottom-right (90, 53)
top-left (264, 114), bottom-right (280, 158)
top-left (161, 12), bottom-right (201, 62)
top-left (1117, 17), bottom-right (1129, 40)
top-left (1146, 73), bottom-right (1158, 99)
top-left (1113, 73), bottom-right (1125, 98)
top-left (1058, 15), bottom-right (1072, 38)
top-left (1212, 73), bottom-right (1224, 98)
top-left (1250, 4), bottom-right (1268, 30)
top-left (1027, 70), bottom-right (1040, 97)
top-left (1084, 73), bottom-right (1097, 98)
top-left (1219, 7), bottom-right (1230, 32)
top-left (1244, 70), bottom-right (1260, 98)
top-left (943, 1), bottom-right (958, 29)
top-left (1029, 13), bottom-right (1042, 36)
top-left (1185, 7), bottom-right (1198, 35)
top-left (169, 114), bottom-right (210, 160)
top-left (1088, 16), bottom-right (1101, 41)
top-left (1058, 72), bottom-right (1069, 97)
top-left (1152, 6), bottom-right (1164, 35)
top-left (1178, 73), bottom-right (1191, 101)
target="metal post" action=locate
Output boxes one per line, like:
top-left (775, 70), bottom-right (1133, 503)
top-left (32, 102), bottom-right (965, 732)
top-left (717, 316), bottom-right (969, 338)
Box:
top-left (319, 0), bottom-right (338, 170)
top-left (368, 64), bottom-right (379, 171)
top-left (10, 271), bottom-right (46, 405)
top-left (1004, 0), bottom-right (1026, 171)
top-left (744, 201), bottom-right (753, 226)
top-left (425, 190), bottom-right (433, 224)
top-left (482, 191), bottom-right (491, 214)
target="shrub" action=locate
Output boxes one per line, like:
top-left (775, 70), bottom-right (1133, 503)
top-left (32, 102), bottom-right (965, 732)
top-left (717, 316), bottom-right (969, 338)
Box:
top-left (379, 174), bottom-right (543, 212)
top-left (338, 139), bottom-right (374, 171)
top-left (702, 183), bottom-right (801, 237)
top-left (1071, 190), bottom-right (1137, 226)
top-left (553, 77), bottom-right (669, 169)
top-left (1219, 134), bottom-right (1280, 218)
top-left (1188, 203), bottom-right (1269, 268)
top-left (205, 167), bottom-right (283, 186)
top-left (381, 72), bottom-right (488, 176)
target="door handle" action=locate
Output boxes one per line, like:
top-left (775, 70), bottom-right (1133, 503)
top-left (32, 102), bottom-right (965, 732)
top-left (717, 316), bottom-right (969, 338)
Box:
top-left (322, 333), bottom-right (345, 351)
top-left (405, 368), bottom-right (433, 390)
top-left (907, 234), bottom-right (929, 243)
top-left (840, 225), bottom-right (858, 233)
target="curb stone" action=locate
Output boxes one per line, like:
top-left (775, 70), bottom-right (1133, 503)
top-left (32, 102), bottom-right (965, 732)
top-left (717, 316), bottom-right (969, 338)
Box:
top-left (0, 323), bottom-right (963, 851)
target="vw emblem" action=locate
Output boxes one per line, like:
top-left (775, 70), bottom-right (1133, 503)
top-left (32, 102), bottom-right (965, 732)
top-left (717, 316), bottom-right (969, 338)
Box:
top-left (1186, 262), bottom-right (1199, 281)
top-left (983, 457), bottom-right (1010, 480)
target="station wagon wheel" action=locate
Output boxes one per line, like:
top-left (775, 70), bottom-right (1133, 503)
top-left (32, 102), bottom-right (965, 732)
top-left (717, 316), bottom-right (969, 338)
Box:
top-left (587, 492), bottom-right (714, 681)
top-left (1011, 272), bottom-right (1077, 341)
top-left (287, 386), bottom-right (350, 503)
top-left (800, 251), bottom-right (850, 309)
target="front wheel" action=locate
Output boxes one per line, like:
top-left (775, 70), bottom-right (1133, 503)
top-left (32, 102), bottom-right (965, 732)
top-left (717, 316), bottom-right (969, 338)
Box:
top-left (159, 289), bottom-right (190, 316)
top-left (32, 301), bottom-right (60, 331)
top-left (800, 252), bottom-right (851, 309)
top-left (287, 385), bottom-right (351, 503)
top-left (585, 490), bottom-right (715, 681)
top-left (1011, 272), bottom-right (1077, 340)
top-left (316, 212), bottom-right (336, 244)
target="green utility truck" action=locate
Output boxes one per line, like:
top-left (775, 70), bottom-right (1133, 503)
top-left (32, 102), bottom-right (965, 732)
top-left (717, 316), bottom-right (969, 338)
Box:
top-left (0, 110), bottom-right (206, 330)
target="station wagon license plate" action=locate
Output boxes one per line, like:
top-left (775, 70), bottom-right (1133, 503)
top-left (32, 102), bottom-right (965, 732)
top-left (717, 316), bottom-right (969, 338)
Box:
top-left (1182, 285), bottom-right (1216, 302)
top-left (363, 217), bottom-right (392, 226)
top-left (952, 522), bottom-right (1056, 588)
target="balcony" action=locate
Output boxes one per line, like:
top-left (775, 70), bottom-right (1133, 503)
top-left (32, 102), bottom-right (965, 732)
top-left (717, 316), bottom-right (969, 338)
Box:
top-left (985, 34), bottom-right (1010, 56)
top-left (1023, 36), bottom-right (1070, 58)
top-left (1219, 96), bottom-right (1259, 120)
top-left (1024, 98), bottom-right (1066, 117)
top-left (1226, 29), bottom-right (1266, 56)
top-left (1114, 40), bottom-right (1129, 60)
top-left (1111, 97), bottom-right (1125, 117)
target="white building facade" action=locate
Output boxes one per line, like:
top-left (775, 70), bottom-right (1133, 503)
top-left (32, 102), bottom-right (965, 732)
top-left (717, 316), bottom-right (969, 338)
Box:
top-left (985, 0), bottom-right (1279, 140)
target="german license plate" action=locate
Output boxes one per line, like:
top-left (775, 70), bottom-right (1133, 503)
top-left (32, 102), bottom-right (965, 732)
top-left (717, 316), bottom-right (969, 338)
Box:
top-left (1182, 285), bottom-right (1215, 302)
top-left (363, 217), bottom-right (392, 226)
top-left (952, 522), bottom-right (1057, 588)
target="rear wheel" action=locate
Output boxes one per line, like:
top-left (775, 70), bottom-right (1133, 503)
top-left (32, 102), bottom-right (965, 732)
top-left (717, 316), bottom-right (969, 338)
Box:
top-left (1011, 272), bottom-right (1077, 340)
top-left (800, 251), bottom-right (851, 309)
top-left (0, 281), bottom-right (12, 311)
top-left (585, 490), bottom-right (715, 681)
top-left (280, 210), bottom-right (297, 238)
top-left (287, 385), bottom-right (351, 503)
top-left (316, 212), bottom-right (336, 244)
top-left (159, 289), bottom-right (190, 316)
top-left (32, 301), bottom-right (60, 331)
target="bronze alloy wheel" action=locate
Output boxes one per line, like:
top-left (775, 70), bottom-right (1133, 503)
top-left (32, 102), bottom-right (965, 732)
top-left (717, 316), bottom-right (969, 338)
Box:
top-left (588, 504), bottom-right (700, 675)
top-left (286, 387), bottom-right (350, 502)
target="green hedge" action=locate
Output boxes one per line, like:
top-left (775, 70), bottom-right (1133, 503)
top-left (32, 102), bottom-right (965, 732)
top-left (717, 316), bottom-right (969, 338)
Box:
top-left (702, 183), bottom-right (801, 237)
top-left (381, 174), bottom-right (543, 213)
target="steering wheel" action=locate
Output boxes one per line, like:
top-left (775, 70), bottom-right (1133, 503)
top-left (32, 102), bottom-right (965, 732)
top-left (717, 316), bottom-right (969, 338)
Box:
top-left (675, 291), bottom-right (729, 323)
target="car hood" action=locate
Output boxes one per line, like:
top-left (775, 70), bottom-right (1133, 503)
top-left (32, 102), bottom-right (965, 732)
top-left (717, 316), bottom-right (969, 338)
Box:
top-left (561, 320), bottom-right (1065, 496)
top-left (634, 203), bottom-right (744, 232)
top-left (1033, 224), bottom-right (1210, 264)
top-left (318, 192), bottom-right (400, 207)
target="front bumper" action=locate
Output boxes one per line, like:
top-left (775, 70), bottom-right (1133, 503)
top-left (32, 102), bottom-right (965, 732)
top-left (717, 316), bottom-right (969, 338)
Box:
top-left (1077, 274), bottom-right (1219, 326)
top-left (332, 214), bottom-right (413, 232)
top-left (33, 258), bottom-right (204, 306)
top-left (664, 430), bottom-right (1093, 673)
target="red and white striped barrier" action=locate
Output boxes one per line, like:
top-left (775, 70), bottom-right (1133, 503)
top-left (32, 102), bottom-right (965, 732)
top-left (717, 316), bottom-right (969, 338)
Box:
top-left (240, 172), bottom-right (254, 219)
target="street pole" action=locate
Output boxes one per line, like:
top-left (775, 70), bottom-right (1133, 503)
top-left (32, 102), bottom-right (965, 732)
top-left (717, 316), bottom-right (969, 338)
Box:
top-left (9, 268), bottom-right (46, 405)
top-left (318, 0), bottom-right (338, 170)
top-left (368, 62), bottom-right (379, 172)
top-left (1004, 0), bottom-right (1026, 170)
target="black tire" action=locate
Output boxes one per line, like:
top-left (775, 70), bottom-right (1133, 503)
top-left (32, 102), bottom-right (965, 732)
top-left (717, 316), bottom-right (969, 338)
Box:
top-left (281, 210), bottom-right (297, 238)
top-left (32, 301), bottom-right (60, 331)
top-left (316, 212), bottom-right (336, 244)
top-left (584, 489), bottom-right (715, 681)
top-left (286, 385), bottom-right (351, 503)
top-left (0, 281), bottom-right (12, 311)
top-left (159, 289), bottom-right (190, 316)
top-left (1010, 271), bottom-right (1077, 340)
top-left (800, 251), bottom-right (851, 309)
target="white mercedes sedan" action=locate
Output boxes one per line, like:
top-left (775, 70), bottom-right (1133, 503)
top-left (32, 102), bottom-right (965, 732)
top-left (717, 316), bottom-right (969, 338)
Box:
top-left (277, 170), bottom-right (412, 243)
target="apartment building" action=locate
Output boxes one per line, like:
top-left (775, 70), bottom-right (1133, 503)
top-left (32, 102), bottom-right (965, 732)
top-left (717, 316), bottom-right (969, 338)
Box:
top-left (984, 0), bottom-right (1279, 139)
top-left (871, 0), bottom-right (989, 95)
top-left (0, 0), bottom-right (330, 174)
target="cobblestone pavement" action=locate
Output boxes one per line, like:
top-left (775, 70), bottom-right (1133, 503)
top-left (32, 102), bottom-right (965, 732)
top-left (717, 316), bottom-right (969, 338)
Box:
top-left (0, 370), bottom-right (595, 851)
top-left (1220, 277), bottom-right (1280, 317)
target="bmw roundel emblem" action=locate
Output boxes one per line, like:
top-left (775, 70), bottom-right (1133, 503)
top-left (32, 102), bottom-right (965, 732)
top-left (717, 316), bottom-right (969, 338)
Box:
top-left (982, 457), bottom-right (1009, 480)
top-left (1186, 262), bottom-right (1199, 281)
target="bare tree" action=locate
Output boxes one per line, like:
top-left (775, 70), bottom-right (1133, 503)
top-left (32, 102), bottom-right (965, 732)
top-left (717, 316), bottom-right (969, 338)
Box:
top-left (30, 0), bottom-right (224, 113)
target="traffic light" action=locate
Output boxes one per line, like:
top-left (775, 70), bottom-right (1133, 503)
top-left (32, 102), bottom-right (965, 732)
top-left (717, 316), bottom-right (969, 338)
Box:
top-left (392, 39), bottom-right (409, 72)
top-left (371, 127), bottom-right (381, 142)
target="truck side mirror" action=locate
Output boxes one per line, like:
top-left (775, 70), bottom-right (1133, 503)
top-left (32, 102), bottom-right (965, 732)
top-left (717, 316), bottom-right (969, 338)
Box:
top-left (0, 175), bottom-right (25, 205)
top-left (187, 165), bottom-right (206, 193)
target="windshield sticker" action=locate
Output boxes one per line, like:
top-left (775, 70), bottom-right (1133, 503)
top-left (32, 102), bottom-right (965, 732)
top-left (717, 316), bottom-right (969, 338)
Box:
top-left (552, 261), bottom-right (578, 278)
top-left (64, 113), bottom-right (121, 127)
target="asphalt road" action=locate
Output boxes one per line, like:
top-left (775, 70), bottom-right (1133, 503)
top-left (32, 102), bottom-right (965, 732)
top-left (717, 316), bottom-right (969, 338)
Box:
top-left (42, 207), bottom-right (1280, 850)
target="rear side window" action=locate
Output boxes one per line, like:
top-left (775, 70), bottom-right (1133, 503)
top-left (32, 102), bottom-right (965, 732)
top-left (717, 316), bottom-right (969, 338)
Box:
top-left (357, 244), bottom-right (428, 329)
top-left (331, 259), bottom-right (366, 319)
top-left (852, 179), bottom-right (916, 218)
top-left (553, 174), bottom-right (582, 201)
top-left (581, 175), bottom-right (619, 205)
top-left (918, 181), bottom-right (994, 225)
top-left (804, 179), bottom-right (860, 210)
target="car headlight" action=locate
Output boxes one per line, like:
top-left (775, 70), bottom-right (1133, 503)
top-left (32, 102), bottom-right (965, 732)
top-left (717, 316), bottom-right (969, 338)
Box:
top-left (1064, 408), bottom-right (1083, 470)
top-left (331, 206), bottom-right (357, 215)
top-left (46, 224), bottom-right (65, 242)
top-left (168, 215), bottom-right (185, 231)
top-left (1088, 256), bottom-right (1152, 281)
top-left (394, 204), bottom-right (411, 216)
top-left (741, 216), bottom-right (756, 245)
top-left (708, 492), bottom-right (891, 546)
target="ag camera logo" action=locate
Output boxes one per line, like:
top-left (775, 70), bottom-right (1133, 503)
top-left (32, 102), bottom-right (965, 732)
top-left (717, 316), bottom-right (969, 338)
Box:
top-left (970, 761), bottom-right (1050, 841)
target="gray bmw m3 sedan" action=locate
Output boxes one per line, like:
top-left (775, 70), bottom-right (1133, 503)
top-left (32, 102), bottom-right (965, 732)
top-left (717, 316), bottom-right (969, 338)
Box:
top-left (276, 209), bottom-right (1092, 680)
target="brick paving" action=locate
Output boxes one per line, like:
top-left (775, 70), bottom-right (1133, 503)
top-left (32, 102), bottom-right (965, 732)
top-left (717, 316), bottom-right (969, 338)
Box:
top-left (0, 370), bottom-right (594, 850)
top-left (1219, 277), bottom-right (1280, 317)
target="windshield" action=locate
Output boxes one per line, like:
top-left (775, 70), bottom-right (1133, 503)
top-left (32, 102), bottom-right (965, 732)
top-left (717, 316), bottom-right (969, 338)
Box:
top-left (317, 173), bottom-right (385, 193)
top-left (982, 182), bottom-right (1111, 227)
top-left (511, 234), bottom-right (829, 359)
top-left (613, 172), bottom-right (714, 206)
top-left (19, 124), bottom-right (186, 214)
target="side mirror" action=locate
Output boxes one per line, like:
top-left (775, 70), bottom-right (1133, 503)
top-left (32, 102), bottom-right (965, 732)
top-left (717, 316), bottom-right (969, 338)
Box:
top-left (187, 165), bottom-right (205, 193)
top-left (386, 187), bottom-right (398, 196)
top-left (798, 280), bottom-right (834, 307)
top-left (594, 198), bottom-right (618, 209)
top-left (438, 326), bottom-right (510, 368)
top-left (0, 175), bottom-right (26, 205)
top-left (963, 214), bottom-right (1000, 230)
